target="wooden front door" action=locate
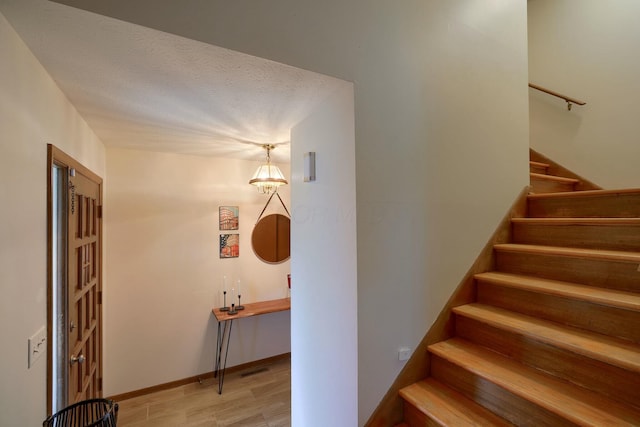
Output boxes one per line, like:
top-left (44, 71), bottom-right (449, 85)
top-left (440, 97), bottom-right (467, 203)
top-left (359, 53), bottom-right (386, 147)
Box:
top-left (67, 166), bottom-right (103, 403)
top-left (47, 145), bottom-right (103, 411)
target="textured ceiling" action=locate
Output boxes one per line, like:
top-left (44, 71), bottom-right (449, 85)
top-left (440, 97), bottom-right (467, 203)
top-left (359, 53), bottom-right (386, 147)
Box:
top-left (0, 0), bottom-right (344, 162)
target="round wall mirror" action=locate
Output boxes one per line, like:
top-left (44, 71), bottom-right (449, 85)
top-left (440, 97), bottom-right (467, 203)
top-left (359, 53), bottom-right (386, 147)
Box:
top-left (251, 214), bottom-right (291, 263)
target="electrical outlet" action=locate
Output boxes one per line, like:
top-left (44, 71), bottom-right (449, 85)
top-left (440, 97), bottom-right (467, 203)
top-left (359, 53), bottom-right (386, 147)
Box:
top-left (398, 347), bottom-right (411, 361)
top-left (28, 326), bottom-right (47, 368)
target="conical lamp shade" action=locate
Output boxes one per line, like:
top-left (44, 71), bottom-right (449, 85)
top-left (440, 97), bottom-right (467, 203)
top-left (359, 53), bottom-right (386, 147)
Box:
top-left (249, 163), bottom-right (288, 194)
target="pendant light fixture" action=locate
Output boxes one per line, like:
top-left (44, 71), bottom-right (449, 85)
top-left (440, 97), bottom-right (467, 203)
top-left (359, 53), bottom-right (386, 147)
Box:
top-left (249, 144), bottom-right (288, 194)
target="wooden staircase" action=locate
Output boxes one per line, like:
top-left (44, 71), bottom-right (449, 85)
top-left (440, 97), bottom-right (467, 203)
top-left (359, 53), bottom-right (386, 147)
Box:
top-left (397, 158), bottom-right (640, 426)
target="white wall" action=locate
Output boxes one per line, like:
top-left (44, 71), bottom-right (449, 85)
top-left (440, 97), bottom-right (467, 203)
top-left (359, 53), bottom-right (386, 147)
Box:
top-left (290, 84), bottom-right (357, 426)
top-left (0, 12), bottom-right (106, 426)
top-left (52, 1), bottom-right (530, 424)
top-left (529, 0), bottom-right (640, 188)
top-left (104, 147), bottom-right (291, 395)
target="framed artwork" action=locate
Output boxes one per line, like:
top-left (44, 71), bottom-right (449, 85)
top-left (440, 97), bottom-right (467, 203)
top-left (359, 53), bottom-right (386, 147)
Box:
top-left (220, 234), bottom-right (239, 258)
top-left (219, 206), bottom-right (239, 230)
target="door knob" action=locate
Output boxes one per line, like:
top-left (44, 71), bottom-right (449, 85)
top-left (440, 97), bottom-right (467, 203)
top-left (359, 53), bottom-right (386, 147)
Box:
top-left (70, 354), bottom-right (85, 365)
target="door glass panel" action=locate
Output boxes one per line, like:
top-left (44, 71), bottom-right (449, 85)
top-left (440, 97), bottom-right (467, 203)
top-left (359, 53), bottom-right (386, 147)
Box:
top-left (52, 165), bottom-right (68, 412)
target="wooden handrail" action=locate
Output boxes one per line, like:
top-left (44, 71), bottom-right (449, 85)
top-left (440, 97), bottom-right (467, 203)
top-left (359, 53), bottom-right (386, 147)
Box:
top-left (529, 83), bottom-right (586, 111)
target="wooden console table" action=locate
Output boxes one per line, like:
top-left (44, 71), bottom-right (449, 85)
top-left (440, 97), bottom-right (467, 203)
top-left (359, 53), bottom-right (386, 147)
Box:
top-left (212, 297), bottom-right (290, 393)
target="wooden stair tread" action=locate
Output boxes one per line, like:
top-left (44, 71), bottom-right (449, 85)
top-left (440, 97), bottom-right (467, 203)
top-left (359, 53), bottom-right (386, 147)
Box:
top-left (530, 172), bottom-right (580, 184)
top-left (475, 271), bottom-right (640, 311)
top-left (494, 243), bottom-right (640, 263)
top-left (529, 160), bottom-right (550, 168)
top-left (399, 378), bottom-right (513, 426)
top-left (453, 303), bottom-right (640, 373)
top-left (429, 338), bottom-right (640, 425)
top-left (528, 187), bottom-right (640, 200)
top-left (529, 161), bottom-right (550, 175)
top-left (511, 217), bottom-right (640, 225)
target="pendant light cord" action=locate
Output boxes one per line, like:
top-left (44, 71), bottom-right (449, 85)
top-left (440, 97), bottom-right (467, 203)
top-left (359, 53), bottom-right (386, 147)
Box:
top-left (256, 192), bottom-right (291, 224)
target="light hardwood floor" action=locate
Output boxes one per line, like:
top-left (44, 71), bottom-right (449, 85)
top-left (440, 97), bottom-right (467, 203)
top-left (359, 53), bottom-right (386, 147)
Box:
top-left (115, 357), bottom-right (291, 426)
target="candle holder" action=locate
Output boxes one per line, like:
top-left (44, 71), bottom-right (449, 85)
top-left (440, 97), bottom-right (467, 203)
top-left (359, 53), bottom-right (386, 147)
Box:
top-left (228, 303), bottom-right (238, 315)
top-left (237, 294), bottom-right (245, 310)
top-left (219, 291), bottom-right (230, 312)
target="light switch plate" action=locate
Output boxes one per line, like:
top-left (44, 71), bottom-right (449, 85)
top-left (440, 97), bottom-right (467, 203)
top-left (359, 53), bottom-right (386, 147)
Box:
top-left (28, 326), bottom-right (47, 368)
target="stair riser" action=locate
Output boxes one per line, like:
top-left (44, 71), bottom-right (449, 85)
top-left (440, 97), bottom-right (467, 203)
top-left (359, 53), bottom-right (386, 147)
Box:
top-left (530, 178), bottom-right (577, 194)
top-left (528, 193), bottom-right (640, 218)
top-left (512, 223), bottom-right (640, 251)
top-left (402, 402), bottom-right (441, 427)
top-left (476, 282), bottom-right (640, 342)
top-left (530, 164), bottom-right (548, 174)
top-left (455, 315), bottom-right (640, 407)
top-left (430, 355), bottom-right (575, 427)
top-left (495, 250), bottom-right (640, 293)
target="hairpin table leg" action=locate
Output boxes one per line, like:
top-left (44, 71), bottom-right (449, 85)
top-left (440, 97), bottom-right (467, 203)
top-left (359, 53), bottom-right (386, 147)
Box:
top-left (214, 319), bottom-right (233, 394)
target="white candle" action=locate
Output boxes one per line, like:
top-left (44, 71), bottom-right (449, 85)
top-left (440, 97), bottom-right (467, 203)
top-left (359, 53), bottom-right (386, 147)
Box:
top-left (223, 275), bottom-right (227, 293)
top-left (236, 279), bottom-right (241, 296)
